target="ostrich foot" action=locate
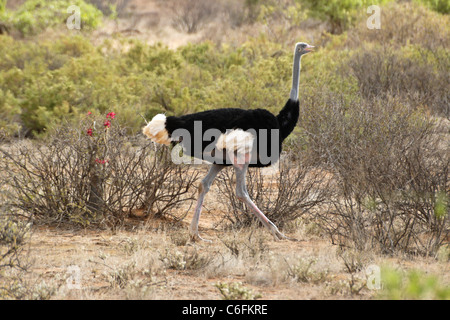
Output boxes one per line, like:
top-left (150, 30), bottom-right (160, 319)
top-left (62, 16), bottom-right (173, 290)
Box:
top-left (272, 228), bottom-right (299, 242)
top-left (190, 232), bottom-right (213, 243)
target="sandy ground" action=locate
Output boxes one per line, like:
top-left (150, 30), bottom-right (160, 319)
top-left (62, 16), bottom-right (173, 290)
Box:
top-left (19, 194), bottom-right (449, 300)
top-left (24, 223), bottom-right (349, 299)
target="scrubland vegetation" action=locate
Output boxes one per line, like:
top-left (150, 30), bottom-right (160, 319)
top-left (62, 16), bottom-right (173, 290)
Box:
top-left (0, 0), bottom-right (448, 299)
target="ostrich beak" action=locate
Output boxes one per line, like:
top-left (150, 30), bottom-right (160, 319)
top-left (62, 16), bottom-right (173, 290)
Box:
top-left (304, 45), bottom-right (314, 53)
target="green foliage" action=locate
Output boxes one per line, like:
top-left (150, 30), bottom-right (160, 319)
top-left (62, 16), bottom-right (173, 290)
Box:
top-left (302, 0), bottom-right (391, 33)
top-left (0, 35), bottom-right (145, 135)
top-left (257, 0), bottom-right (308, 26)
top-left (0, 1), bottom-right (447, 137)
top-left (0, 88), bottom-right (20, 137)
top-left (0, 0), bottom-right (5, 14)
top-left (125, 41), bottom-right (182, 74)
top-left (0, 33), bottom-right (300, 136)
top-left (414, 0), bottom-right (450, 14)
top-left (380, 267), bottom-right (450, 300)
top-left (434, 192), bottom-right (448, 220)
top-left (7, 0), bottom-right (103, 35)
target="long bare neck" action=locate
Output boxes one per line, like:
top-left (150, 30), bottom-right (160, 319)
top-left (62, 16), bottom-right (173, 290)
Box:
top-left (289, 50), bottom-right (302, 101)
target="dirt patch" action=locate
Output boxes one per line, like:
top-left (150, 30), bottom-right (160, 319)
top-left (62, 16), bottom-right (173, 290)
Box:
top-left (18, 205), bottom-right (449, 300)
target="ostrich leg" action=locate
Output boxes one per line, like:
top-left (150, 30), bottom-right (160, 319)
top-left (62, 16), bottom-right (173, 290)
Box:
top-left (234, 163), bottom-right (296, 241)
top-left (190, 164), bottom-right (225, 242)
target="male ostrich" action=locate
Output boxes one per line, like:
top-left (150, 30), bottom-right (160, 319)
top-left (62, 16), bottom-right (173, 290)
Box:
top-left (143, 42), bottom-right (313, 241)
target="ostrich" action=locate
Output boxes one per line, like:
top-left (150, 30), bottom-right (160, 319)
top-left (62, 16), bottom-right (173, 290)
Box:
top-left (143, 42), bottom-right (313, 241)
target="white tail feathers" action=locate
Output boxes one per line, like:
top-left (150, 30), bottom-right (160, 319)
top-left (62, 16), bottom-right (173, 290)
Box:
top-left (142, 114), bottom-right (171, 145)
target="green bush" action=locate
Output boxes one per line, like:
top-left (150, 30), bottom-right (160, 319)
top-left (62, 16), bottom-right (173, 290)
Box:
top-left (302, 0), bottom-right (449, 35)
top-left (380, 267), bottom-right (450, 300)
top-left (301, 0), bottom-right (390, 34)
top-left (0, 35), bottom-right (154, 135)
top-left (415, 0), bottom-right (450, 14)
top-left (8, 0), bottom-right (102, 35)
top-left (0, 33), bottom-right (303, 135)
top-left (0, 88), bottom-right (20, 137)
top-left (1, 2), bottom-right (447, 136)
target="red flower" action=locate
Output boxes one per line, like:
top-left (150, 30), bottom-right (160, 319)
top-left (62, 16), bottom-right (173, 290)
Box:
top-left (87, 128), bottom-right (93, 136)
top-left (106, 112), bottom-right (116, 119)
top-left (104, 120), bottom-right (111, 128)
top-left (87, 111), bottom-right (92, 115)
top-left (95, 159), bottom-right (108, 164)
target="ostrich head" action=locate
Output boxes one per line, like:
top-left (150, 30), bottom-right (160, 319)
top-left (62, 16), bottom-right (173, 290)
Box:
top-left (295, 42), bottom-right (314, 55)
top-left (289, 42), bottom-right (313, 101)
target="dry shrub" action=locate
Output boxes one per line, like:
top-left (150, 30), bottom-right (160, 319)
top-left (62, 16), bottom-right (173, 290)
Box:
top-left (345, 2), bottom-right (450, 117)
top-left (284, 257), bottom-right (330, 284)
top-left (169, 0), bottom-right (219, 33)
top-left (216, 154), bottom-right (331, 229)
top-left (0, 207), bottom-right (31, 272)
top-left (302, 92), bottom-right (449, 255)
top-left (347, 47), bottom-right (449, 117)
top-left (160, 247), bottom-right (214, 271)
top-left (86, 0), bottom-right (131, 16)
top-left (0, 22), bottom-right (8, 35)
top-left (215, 281), bottom-right (261, 300)
top-left (218, 226), bottom-right (269, 259)
top-left (0, 115), bottom-right (199, 228)
top-left (219, 0), bottom-right (250, 29)
top-left (0, 205), bottom-right (35, 299)
top-left (350, 2), bottom-right (450, 50)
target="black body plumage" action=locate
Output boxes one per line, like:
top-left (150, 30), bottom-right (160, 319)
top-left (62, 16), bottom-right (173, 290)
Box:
top-left (164, 99), bottom-right (299, 167)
